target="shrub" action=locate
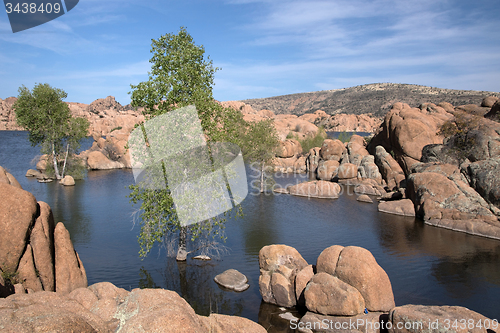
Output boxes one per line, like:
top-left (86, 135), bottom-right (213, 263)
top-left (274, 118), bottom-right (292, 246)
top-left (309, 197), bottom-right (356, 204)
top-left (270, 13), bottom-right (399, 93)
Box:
top-left (1, 270), bottom-right (18, 286)
top-left (110, 126), bottom-right (122, 133)
top-left (337, 130), bottom-right (353, 143)
top-left (438, 111), bottom-right (481, 162)
top-left (299, 126), bottom-right (327, 153)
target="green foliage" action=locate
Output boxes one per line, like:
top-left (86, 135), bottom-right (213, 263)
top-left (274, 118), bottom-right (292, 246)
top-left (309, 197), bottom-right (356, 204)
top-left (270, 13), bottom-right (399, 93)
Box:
top-left (128, 28), bottom-right (258, 259)
top-left (337, 130), bottom-right (353, 143)
top-left (13, 83), bottom-right (89, 179)
top-left (299, 126), bottom-right (327, 153)
top-left (285, 127), bottom-right (327, 153)
top-left (110, 126), bottom-right (122, 133)
top-left (1, 270), bottom-right (18, 286)
top-left (438, 111), bottom-right (481, 161)
top-left (129, 26), bottom-right (217, 118)
top-left (242, 119), bottom-right (281, 164)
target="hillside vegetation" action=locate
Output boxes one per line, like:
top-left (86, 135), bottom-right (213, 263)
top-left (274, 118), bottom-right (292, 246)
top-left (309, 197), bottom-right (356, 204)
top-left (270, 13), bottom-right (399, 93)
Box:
top-left (242, 83), bottom-right (500, 117)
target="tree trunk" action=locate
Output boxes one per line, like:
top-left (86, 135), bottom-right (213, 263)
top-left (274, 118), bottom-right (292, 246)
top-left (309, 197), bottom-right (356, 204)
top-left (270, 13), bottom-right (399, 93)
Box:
top-left (260, 162), bottom-right (265, 193)
top-left (52, 143), bottom-right (61, 180)
top-left (176, 226), bottom-right (188, 261)
top-left (61, 143), bottom-right (70, 178)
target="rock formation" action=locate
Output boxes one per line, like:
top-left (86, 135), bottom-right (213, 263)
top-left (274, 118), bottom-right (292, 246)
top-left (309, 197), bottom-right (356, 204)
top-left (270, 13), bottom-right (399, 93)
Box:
top-left (0, 282), bottom-right (266, 332)
top-left (258, 244), bottom-right (308, 308)
top-left (259, 244), bottom-right (494, 332)
top-left (259, 244), bottom-right (395, 316)
top-left (288, 180), bottom-right (341, 199)
top-left (0, 170), bottom-right (87, 297)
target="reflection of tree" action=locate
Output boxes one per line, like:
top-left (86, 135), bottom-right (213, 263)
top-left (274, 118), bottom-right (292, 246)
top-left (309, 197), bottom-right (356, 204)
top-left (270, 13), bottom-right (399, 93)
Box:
top-left (44, 180), bottom-right (91, 245)
top-left (240, 194), bottom-right (280, 257)
top-left (138, 267), bottom-right (160, 289)
top-left (139, 258), bottom-right (245, 317)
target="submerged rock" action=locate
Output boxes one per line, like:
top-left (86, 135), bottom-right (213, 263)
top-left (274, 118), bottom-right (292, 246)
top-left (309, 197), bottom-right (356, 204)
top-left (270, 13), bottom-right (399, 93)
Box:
top-left (214, 269), bottom-right (249, 292)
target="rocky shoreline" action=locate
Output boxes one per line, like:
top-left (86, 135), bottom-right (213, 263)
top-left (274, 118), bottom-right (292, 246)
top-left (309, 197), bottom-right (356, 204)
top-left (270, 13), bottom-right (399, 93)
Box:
top-left (0, 169), bottom-right (267, 332)
top-left (1, 161), bottom-right (498, 331)
top-left (5, 93), bottom-right (500, 240)
top-left (257, 244), bottom-right (496, 333)
top-left (271, 96), bottom-right (500, 242)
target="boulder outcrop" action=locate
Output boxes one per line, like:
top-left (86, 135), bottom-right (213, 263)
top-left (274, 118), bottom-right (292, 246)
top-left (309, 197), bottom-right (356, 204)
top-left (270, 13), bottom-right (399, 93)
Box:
top-left (278, 139), bottom-right (302, 158)
top-left (259, 244), bottom-right (308, 307)
top-left (378, 199), bottom-right (415, 217)
top-left (0, 282), bottom-right (267, 332)
top-left (368, 102), bottom-right (451, 174)
top-left (288, 181), bottom-right (341, 199)
top-left (320, 139), bottom-right (345, 161)
top-left (259, 244), bottom-right (395, 316)
top-left (0, 170), bottom-right (87, 296)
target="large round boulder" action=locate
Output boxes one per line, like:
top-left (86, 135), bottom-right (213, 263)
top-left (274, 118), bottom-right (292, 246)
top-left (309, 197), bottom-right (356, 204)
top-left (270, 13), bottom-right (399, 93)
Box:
top-left (320, 139), bottom-right (345, 161)
top-left (334, 246), bottom-right (395, 312)
top-left (278, 139), bottom-right (302, 158)
top-left (259, 245), bottom-right (308, 307)
top-left (304, 272), bottom-right (365, 316)
top-left (316, 160), bottom-right (339, 181)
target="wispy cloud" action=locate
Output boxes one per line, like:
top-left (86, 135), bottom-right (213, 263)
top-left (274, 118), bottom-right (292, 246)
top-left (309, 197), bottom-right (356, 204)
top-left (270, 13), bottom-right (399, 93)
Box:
top-left (216, 0), bottom-right (500, 98)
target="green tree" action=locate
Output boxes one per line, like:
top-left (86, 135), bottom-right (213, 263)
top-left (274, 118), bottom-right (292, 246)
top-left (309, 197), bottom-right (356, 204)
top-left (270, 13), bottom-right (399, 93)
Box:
top-left (13, 83), bottom-right (89, 180)
top-left (130, 26), bottom-right (217, 118)
top-left (128, 28), bottom-right (247, 261)
top-left (243, 119), bottom-right (281, 193)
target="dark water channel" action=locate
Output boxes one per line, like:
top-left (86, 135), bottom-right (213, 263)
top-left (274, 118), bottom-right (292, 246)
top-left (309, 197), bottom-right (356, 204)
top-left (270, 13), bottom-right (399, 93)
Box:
top-left (1, 131), bottom-right (499, 328)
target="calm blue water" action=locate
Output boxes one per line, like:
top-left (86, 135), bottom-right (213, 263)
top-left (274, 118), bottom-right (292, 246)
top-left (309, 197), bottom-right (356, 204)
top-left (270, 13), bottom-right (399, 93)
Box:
top-left (1, 131), bottom-right (499, 325)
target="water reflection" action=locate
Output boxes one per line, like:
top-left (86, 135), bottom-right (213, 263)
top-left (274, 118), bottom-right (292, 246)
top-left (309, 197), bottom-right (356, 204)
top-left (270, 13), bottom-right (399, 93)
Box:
top-left (2, 130), bottom-right (500, 321)
top-left (258, 302), bottom-right (303, 333)
top-left (139, 259), bottom-right (246, 317)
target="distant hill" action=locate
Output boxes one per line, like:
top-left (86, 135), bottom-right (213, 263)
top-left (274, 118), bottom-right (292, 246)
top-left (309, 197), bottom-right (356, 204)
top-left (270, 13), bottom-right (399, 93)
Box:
top-left (241, 83), bottom-right (500, 117)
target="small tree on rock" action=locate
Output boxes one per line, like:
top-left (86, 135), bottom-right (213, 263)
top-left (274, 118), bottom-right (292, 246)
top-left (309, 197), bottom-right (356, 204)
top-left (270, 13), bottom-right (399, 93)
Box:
top-left (243, 119), bottom-right (281, 193)
top-left (13, 83), bottom-right (89, 180)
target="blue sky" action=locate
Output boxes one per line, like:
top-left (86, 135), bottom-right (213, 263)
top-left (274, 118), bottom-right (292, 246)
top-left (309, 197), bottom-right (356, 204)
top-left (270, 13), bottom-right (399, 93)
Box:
top-left (1, 0), bottom-right (499, 105)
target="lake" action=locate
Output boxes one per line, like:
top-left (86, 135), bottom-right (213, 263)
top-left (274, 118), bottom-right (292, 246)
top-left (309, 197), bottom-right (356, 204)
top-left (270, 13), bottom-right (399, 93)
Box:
top-left (1, 130), bottom-right (499, 328)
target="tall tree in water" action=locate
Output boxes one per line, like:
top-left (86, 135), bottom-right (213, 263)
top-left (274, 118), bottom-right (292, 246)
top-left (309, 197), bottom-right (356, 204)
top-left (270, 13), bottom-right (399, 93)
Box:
top-left (128, 27), bottom-right (248, 260)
